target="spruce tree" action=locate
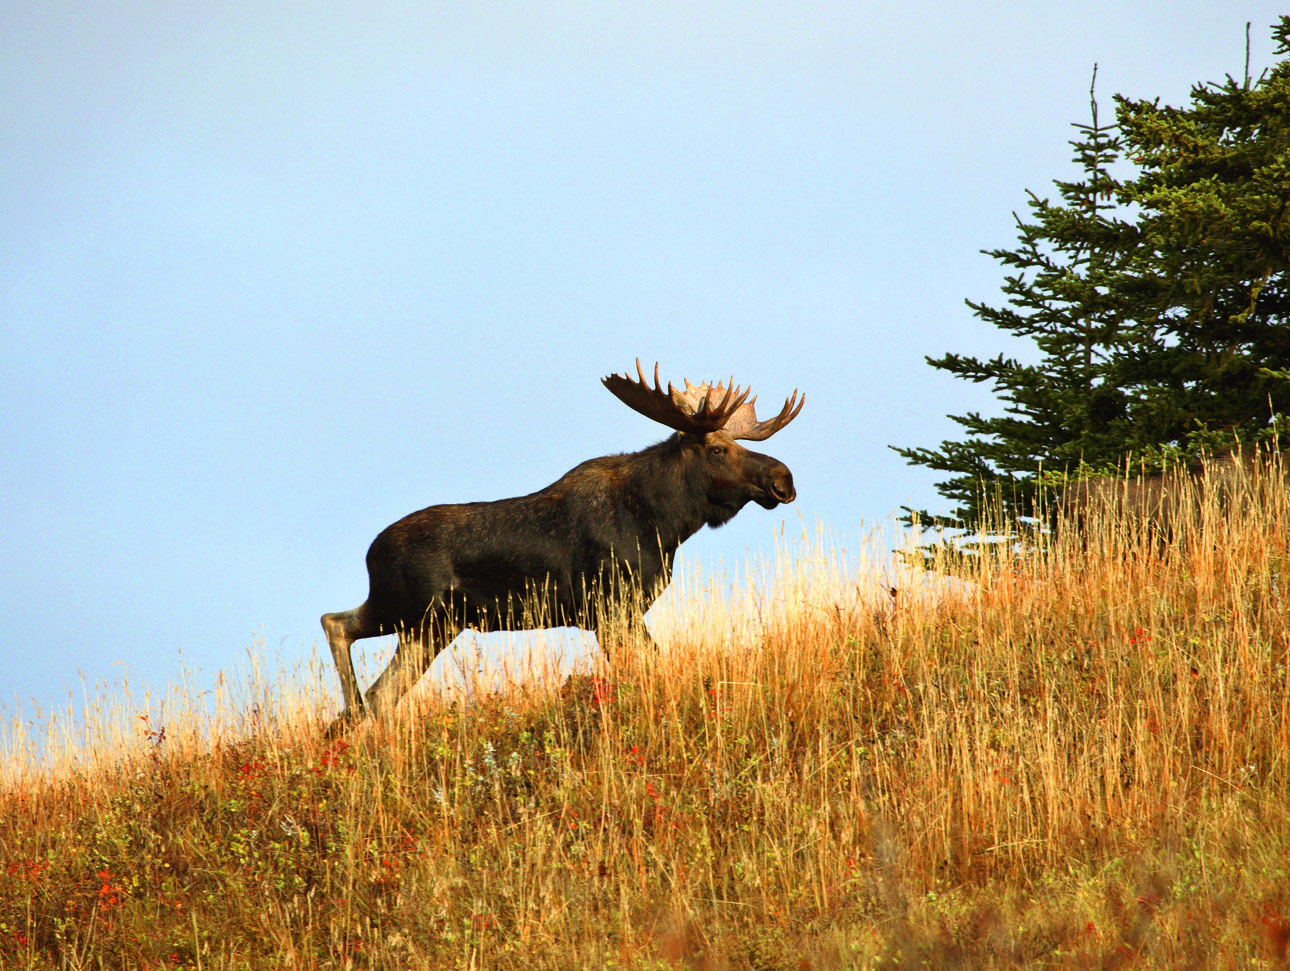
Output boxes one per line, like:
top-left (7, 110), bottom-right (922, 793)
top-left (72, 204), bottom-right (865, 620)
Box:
top-left (1109, 22), bottom-right (1290, 452)
top-left (897, 18), bottom-right (1290, 530)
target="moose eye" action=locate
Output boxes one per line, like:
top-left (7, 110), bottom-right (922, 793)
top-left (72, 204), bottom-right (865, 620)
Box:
top-left (708, 446), bottom-right (725, 457)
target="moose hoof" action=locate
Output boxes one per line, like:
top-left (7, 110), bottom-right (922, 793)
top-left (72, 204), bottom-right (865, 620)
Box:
top-left (324, 704), bottom-right (367, 738)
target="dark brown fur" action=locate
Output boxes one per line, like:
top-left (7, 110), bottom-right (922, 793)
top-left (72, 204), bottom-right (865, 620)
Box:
top-left (321, 428), bottom-right (796, 731)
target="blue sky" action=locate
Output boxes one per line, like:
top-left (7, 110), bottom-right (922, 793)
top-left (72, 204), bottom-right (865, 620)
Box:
top-left (3, 2), bottom-right (1284, 722)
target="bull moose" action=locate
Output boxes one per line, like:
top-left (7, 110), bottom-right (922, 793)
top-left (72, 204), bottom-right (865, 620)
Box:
top-left (321, 361), bottom-right (803, 731)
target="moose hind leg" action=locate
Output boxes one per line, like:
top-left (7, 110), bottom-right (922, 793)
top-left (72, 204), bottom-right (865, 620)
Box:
top-left (321, 603), bottom-right (382, 717)
top-left (364, 616), bottom-right (459, 721)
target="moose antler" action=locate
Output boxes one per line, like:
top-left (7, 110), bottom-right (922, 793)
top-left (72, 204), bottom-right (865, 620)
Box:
top-left (721, 388), bottom-right (805, 441)
top-left (602, 360), bottom-right (802, 440)
top-left (602, 360), bottom-right (750, 434)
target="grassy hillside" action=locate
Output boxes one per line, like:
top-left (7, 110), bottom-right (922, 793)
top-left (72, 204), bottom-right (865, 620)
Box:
top-left (3, 469), bottom-right (1290, 970)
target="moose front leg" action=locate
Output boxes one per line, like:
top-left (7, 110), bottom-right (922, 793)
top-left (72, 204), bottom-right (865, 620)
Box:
top-left (594, 606), bottom-right (657, 659)
top-left (625, 608), bottom-right (657, 651)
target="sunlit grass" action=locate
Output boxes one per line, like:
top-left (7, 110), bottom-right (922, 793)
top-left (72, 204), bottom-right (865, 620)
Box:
top-left (3, 462), bottom-right (1290, 969)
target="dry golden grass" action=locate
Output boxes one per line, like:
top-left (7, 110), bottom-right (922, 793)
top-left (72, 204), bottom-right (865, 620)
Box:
top-left (3, 461), bottom-right (1290, 969)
